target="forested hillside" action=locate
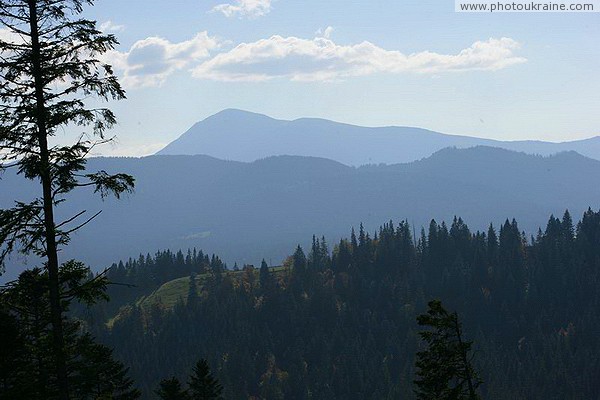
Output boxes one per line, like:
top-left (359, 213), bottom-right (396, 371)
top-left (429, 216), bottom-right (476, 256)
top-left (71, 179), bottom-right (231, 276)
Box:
top-left (86, 209), bottom-right (600, 399)
top-left (3, 146), bottom-right (600, 282)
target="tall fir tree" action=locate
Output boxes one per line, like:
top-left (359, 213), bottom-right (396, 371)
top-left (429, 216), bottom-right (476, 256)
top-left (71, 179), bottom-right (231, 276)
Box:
top-left (0, 1), bottom-right (134, 398)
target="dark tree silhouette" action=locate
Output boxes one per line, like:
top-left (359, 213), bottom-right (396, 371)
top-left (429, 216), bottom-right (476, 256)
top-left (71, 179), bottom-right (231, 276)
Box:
top-left (155, 377), bottom-right (189, 400)
top-left (414, 300), bottom-right (481, 400)
top-left (188, 359), bottom-right (223, 400)
top-left (0, 264), bottom-right (140, 399)
top-left (0, 1), bottom-right (133, 398)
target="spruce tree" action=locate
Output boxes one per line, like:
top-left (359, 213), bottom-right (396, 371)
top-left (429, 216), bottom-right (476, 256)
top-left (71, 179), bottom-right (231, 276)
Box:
top-left (0, 1), bottom-right (133, 398)
top-left (188, 359), bottom-right (223, 400)
top-left (260, 259), bottom-right (270, 288)
top-left (188, 272), bottom-right (198, 307)
top-left (71, 334), bottom-right (141, 400)
top-left (0, 307), bottom-right (30, 399)
top-left (155, 377), bottom-right (189, 400)
top-left (414, 300), bottom-right (481, 400)
top-left (0, 264), bottom-right (140, 399)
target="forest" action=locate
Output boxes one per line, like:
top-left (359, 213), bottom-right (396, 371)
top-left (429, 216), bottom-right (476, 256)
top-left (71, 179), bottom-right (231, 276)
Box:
top-left (59, 209), bottom-right (600, 399)
top-left (1, 1), bottom-right (599, 399)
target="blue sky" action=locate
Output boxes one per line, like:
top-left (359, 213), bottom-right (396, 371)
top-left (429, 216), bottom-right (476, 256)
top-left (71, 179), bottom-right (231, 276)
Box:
top-left (76, 0), bottom-right (600, 155)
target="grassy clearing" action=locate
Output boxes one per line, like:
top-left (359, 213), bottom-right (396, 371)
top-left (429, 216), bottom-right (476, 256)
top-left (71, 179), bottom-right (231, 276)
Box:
top-left (107, 266), bottom-right (286, 328)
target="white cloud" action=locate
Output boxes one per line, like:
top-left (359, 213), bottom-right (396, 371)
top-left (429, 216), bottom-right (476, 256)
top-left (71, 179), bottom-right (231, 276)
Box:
top-left (192, 36), bottom-right (526, 82)
top-left (99, 20), bottom-right (125, 33)
top-left (316, 26), bottom-right (334, 39)
top-left (100, 30), bottom-right (525, 88)
top-left (0, 27), bottom-right (26, 46)
top-left (212, 0), bottom-right (272, 18)
top-left (105, 32), bottom-right (221, 88)
top-left (0, 27), bottom-right (13, 41)
top-left (91, 141), bottom-right (168, 157)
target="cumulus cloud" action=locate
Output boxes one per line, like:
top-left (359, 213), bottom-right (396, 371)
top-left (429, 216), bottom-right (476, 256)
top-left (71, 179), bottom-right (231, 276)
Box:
top-left (99, 30), bottom-right (525, 88)
top-left (99, 20), bottom-right (125, 33)
top-left (212, 0), bottom-right (272, 18)
top-left (315, 26), bottom-right (334, 39)
top-left (105, 32), bottom-right (221, 88)
top-left (192, 36), bottom-right (526, 82)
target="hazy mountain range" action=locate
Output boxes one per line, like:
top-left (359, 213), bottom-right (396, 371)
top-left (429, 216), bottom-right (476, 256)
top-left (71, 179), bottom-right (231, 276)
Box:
top-left (2, 146), bottom-right (599, 281)
top-left (157, 109), bottom-right (600, 165)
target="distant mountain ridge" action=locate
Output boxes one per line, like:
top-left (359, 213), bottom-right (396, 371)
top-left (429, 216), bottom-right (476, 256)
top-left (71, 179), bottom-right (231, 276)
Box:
top-left (157, 109), bottom-right (600, 165)
top-left (2, 146), bottom-right (600, 282)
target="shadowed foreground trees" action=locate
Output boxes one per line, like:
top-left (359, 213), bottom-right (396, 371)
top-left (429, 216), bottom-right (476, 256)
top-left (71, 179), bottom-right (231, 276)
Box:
top-left (188, 359), bottom-right (224, 400)
top-left (155, 377), bottom-right (188, 400)
top-left (0, 263), bottom-right (140, 399)
top-left (155, 359), bottom-right (223, 400)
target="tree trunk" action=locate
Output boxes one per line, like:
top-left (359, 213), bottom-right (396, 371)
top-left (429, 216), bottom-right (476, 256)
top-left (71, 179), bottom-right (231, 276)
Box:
top-left (27, 1), bottom-right (70, 398)
top-left (454, 313), bottom-right (477, 400)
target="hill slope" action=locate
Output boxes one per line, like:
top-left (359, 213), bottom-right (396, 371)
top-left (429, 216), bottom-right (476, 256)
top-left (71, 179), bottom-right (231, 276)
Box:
top-left (2, 146), bottom-right (600, 279)
top-left (157, 109), bottom-right (600, 165)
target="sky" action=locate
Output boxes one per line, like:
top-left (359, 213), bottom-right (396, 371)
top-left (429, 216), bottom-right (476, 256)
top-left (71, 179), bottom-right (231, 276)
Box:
top-left (66, 0), bottom-right (600, 155)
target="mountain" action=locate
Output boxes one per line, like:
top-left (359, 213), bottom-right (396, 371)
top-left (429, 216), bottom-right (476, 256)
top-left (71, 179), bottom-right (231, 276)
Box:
top-left (156, 109), bottom-right (600, 165)
top-left (1, 146), bottom-right (600, 281)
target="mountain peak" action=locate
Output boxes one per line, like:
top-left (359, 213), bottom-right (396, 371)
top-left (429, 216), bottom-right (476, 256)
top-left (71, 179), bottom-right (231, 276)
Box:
top-left (157, 110), bottom-right (599, 165)
top-left (205, 108), bottom-right (277, 122)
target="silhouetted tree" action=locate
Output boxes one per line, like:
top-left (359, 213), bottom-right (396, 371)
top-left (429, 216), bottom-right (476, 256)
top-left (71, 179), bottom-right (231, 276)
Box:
top-left (414, 300), bottom-right (481, 400)
top-left (0, 307), bottom-right (29, 399)
top-left (0, 1), bottom-right (133, 398)
top-left (260, 259), bottom-right (270, 288)
top-left (155, 377), bottom-right (188, 400)
top-left (188, 272), bottom-right (198, 308)
top-left (0, 264), bottom-right (140, 399)
top-left (188, 359), bottom-right (223, 400)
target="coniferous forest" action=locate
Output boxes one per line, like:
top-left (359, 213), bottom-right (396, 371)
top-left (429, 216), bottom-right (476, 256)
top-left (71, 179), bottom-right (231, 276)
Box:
top-left (63, 209), bottom-right (600, 399)
top-left (2, 1), bottom-right (600, 400)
